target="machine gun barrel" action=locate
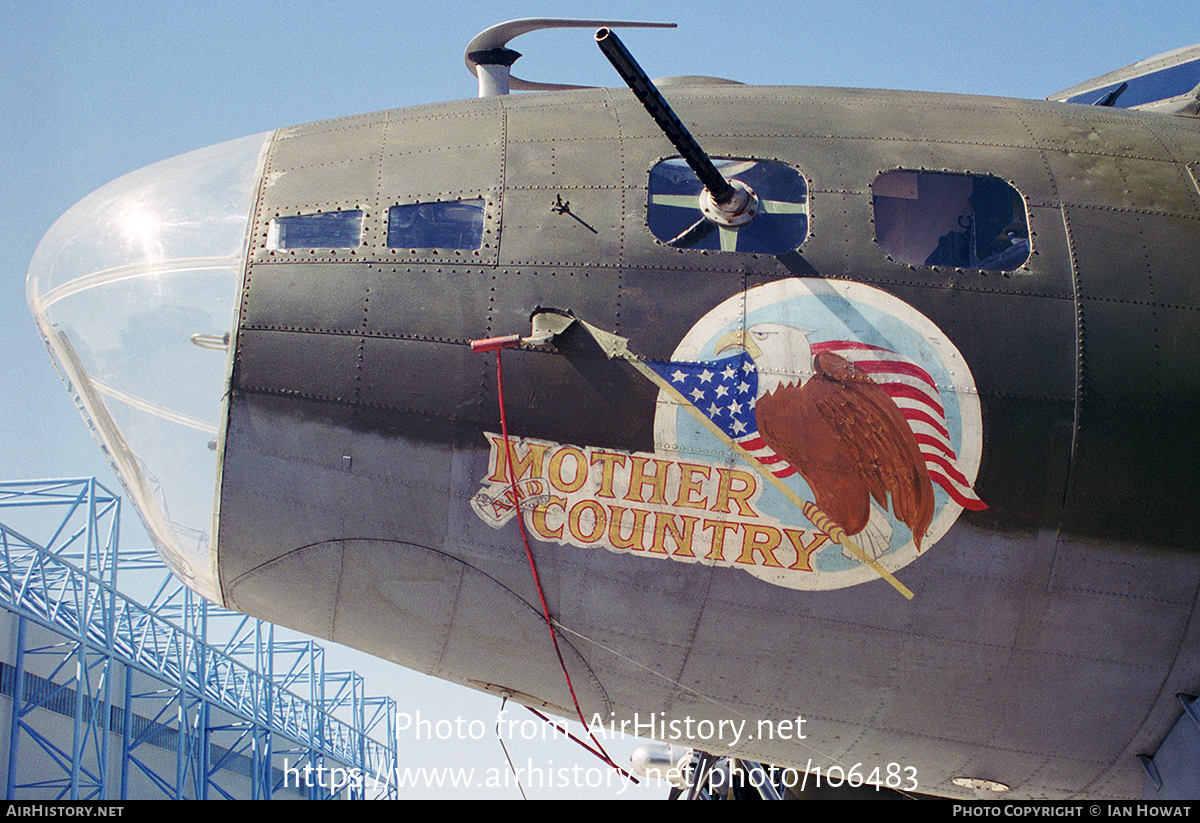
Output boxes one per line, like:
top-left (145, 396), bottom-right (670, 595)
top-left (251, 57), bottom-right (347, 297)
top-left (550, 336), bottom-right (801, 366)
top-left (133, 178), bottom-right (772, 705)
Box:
top-left (595, 27), bottom-right (736, 206)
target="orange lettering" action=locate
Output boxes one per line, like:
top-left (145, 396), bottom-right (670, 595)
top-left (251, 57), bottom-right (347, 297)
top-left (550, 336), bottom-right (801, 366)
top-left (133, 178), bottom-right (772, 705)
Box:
top-left (737, 524), bottom-right (785, 567)
top-left (672, 463), bottom-right (711, 510)
top-left (568, 500), bottom-right (607, 543)
top-left (712, 468), bottom-right (758, 516)
top-left (624, 456), bottom-right (671, 505)
top-left (702, 519), bottom-right (741, 562)
top-left (548, 446), bottom-right (587, 493)
top-left (487, 435), bottom-right (549, 483)
top-left (530, 496), bottom-right (567, 540)
top-left (588, 452), bottom-right (627, 498)
top-left (784, 529), bottom-right (831, 571)
top-left (649, 512), bottom-right (698, 557)
top-left (608, 506), bottom-right (651, 551)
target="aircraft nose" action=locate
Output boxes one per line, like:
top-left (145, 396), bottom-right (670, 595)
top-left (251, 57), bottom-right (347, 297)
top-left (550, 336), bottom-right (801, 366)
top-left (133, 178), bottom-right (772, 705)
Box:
top-left (25, 131), bottom-right (274, 602)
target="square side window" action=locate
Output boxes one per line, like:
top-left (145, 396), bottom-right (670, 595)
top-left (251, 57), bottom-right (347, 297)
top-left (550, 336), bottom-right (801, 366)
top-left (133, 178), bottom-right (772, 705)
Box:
top-left (387, 200), bottom-right (485, 249)
top-left (267, 210), bottom-right (363, 249)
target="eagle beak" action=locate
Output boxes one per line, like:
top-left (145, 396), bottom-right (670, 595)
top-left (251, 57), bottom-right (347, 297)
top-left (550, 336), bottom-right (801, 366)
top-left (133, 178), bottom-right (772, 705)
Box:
top-left (716, 329), bottom-right (761, 359)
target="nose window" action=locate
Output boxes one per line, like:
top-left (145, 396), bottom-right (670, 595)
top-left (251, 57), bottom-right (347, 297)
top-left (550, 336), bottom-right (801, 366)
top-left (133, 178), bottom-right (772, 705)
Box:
top-left (25, 130), bottom-right (273, 602)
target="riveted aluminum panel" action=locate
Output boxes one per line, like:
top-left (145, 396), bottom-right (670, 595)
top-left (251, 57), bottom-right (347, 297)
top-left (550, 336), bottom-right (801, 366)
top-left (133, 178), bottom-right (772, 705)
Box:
top-left (1062, 402), bottom-right (1199, 548)
top-left (278, 108), bottom-right (392, 139)
top-left (356, 336), bottom-right (486, 421)
top-left (359, 263), bottom-right (493, 342)
top-left (618, 267), bottom-right (747, 361)
top-left (1079, 300), bottom-right (1200, 408)
top-left (375, 106), bottom-right (504, 269)
top-left (471, 347), bottom-right (657, 454)
top-left (1019, 105), bottom-right (1177, 161)
top-left (826, 139), bottom-right (1056, 203)
top-left (1139, 114), bottom-right (1200, 168)
top-left (218, 392), bottom-right (455, 583)
top-left (889, 283), bottom-right (1076, 401)
top-left (235, 328), bottom-right (363, 402)
top-left (486, 265), bottom-right (621, 338)
top-left (1047, 151), bottom-right (1200, 215)
top-left (329, 539), bottom-right (462, 673)
top-left (249, 105), bottom-right (506, 268)
top-left (224, 538), bottom-right (343, 641)
top-left (518, 545), bottom-right (711, 720)
top-left (1068, 207), bottom-right (1200, 308)
top-left (504, 91), bottom-right (620, 142)
top-left (506, 137), bottom-right (627, 190)
top-left (380, 105), bottom-right (505, 198)
top-left (498, 186), bottom-right (626, 267)
top-left (260, 116), bottom-right (387, 218)
top-left (439, 568), bottom-right (610, 716)
top-left (666, 86), bottom-right (1038, 145)
top-left (241, 262), bottom-right (372, 332)
top-left (235, 264), bottom-right (489, 419)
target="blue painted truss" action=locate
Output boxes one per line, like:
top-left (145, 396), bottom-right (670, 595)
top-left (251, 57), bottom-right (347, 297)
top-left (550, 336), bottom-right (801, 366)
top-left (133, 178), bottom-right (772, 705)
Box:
top-left (0, 478), bottom-right (398, 799)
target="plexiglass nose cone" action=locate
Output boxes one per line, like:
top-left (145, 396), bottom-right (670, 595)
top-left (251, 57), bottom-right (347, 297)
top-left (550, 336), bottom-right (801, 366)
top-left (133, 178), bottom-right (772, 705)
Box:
top-left (26, 131), bottom-right (273, 602)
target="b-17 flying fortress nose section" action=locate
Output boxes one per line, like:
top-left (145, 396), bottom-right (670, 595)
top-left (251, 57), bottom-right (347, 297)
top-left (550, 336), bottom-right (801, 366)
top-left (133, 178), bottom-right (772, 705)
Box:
top-left (23, 18), bottom-right (1200, 800)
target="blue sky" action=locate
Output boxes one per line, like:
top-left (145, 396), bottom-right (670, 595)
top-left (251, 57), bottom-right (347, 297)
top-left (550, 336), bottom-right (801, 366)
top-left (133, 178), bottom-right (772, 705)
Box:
top-left (0, 0), bottom-right (1191, 799)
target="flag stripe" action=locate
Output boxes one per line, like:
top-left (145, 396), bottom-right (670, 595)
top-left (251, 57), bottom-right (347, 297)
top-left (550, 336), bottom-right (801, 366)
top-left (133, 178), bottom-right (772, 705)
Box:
top-left (930, 469), bottom-right (988, 510)
top-left (914, 432), bottom-right (955, 457)
top-left (902, 408), bottom-right (950, 440)
top-left (878, 382), bottom-right (946, 418)
top-left (924, 450), bottom-right (973, 488)
top-left (848, 359), bottom-right (939, 391)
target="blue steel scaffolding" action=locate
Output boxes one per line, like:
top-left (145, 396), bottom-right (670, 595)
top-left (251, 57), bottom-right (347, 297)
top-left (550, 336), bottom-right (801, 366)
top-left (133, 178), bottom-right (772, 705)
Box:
top-left (0, 478), bottom-right (399, 799)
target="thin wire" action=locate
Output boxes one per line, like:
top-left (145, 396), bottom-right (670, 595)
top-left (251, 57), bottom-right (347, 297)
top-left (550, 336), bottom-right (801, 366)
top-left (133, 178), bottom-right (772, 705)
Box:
top-left (524, 705), bottom-right (616, 764)
top-left (494, 348), bottom-right (636, 783)
top-left (495, 695), bottom-right (528, 800)
top-left (551, 620), bottom-right (849, 767)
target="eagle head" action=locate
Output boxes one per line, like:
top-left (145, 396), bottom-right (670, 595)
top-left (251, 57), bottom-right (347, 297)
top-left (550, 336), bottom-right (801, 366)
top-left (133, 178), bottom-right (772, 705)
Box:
top-left (715, 323), bottom-right (814, 396)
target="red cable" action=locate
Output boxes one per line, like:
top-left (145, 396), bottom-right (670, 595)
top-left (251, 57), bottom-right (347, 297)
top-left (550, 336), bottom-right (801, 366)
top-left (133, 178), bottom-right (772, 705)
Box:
top-left (493, 348), bottom-right (636, 783)
top-left (524, 705), bottom-right (620, 765)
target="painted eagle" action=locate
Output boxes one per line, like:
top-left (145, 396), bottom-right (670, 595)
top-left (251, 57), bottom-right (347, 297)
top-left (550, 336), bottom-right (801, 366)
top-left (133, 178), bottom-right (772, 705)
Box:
top-left (717, 324), bottom-right (945, 558)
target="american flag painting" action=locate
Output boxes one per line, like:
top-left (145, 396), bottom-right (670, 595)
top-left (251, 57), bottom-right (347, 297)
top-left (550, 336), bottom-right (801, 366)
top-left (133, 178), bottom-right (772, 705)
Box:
top-left (646, 339), bottom-right (986, 514)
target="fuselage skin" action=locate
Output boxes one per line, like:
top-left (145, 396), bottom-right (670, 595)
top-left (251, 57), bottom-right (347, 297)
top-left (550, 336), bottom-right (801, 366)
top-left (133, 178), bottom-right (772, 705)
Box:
top-left (215, 85), bottom-right (1200, 798)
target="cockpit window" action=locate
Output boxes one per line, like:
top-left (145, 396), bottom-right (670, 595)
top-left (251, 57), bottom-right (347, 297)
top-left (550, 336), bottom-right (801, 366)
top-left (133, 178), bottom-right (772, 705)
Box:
top-left (648, 158), bottom-right (807, 254)
top-left (872, 171), bottom-right (1029, 272)
top-left (267, 210), bottom-right (363, 249)
top-left (387, 200), bottom-right (485, 249)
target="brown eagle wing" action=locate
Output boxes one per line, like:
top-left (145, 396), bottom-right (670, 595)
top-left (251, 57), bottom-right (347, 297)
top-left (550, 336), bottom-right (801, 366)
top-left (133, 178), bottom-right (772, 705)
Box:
top-left (755, 352), bottom-right (935, 550)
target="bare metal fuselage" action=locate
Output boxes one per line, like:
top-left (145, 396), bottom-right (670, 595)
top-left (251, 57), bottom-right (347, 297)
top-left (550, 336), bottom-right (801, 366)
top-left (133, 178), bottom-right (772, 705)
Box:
top-left (40, 83), bottom-right (1200, 798)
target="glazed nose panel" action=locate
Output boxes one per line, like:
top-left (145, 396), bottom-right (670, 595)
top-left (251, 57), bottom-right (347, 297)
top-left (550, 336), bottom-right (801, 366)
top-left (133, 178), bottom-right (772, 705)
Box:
top-left (26, 131), bottom-right (273, 601)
